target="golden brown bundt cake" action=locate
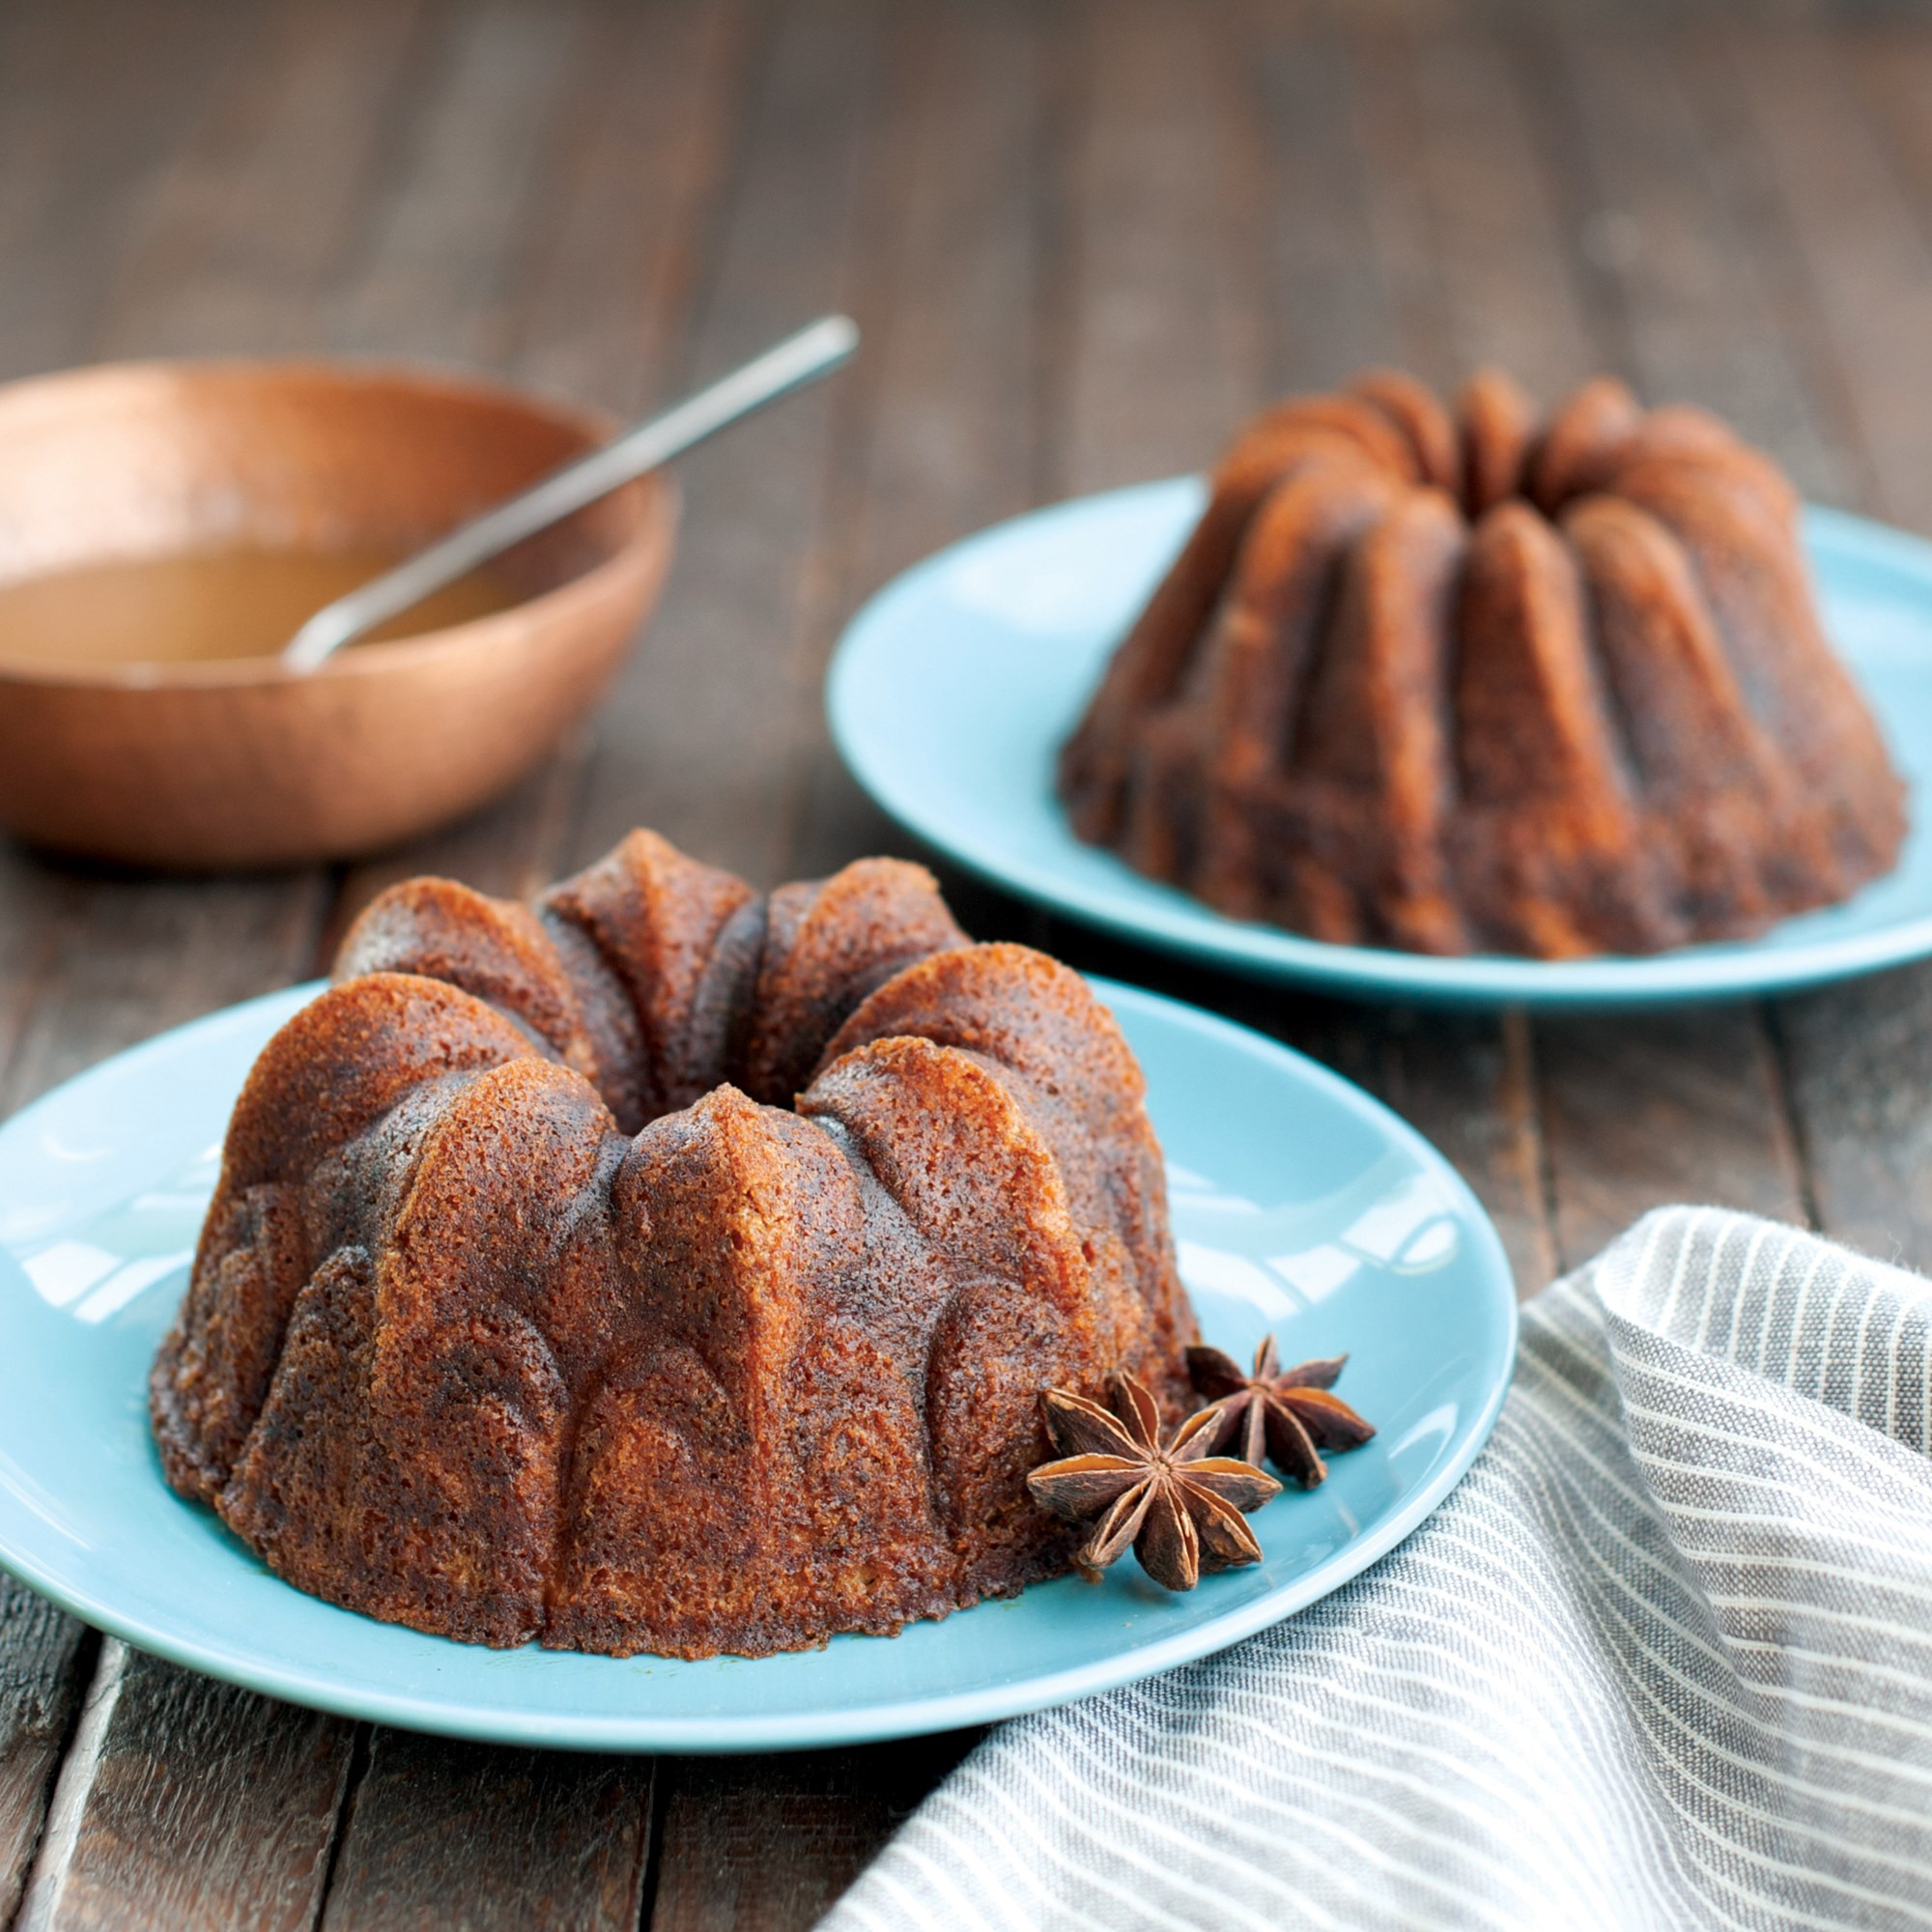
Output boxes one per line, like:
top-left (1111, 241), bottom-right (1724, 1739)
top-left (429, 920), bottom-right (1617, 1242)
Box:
top-left (1059, 368), bottom-right (1907, 958)
top-left (151, 830), bottom-right (1193, 1658)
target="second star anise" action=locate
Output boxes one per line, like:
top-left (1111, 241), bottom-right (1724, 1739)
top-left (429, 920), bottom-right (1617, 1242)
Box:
top-left (1027, 1371), bottom-right (1281, 1592)
top-left (1186, 1335), bottom-right (1376, 1489)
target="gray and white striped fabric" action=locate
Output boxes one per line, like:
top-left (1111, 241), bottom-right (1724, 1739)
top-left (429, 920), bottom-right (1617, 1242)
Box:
top-left (824, 1208), bottom-right (1932, 1931)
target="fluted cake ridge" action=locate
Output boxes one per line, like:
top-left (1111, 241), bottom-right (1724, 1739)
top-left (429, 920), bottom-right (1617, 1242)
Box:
top-left (1060, 368), bottom-right (1906, 958)
top-left (152, 830), bottom-right (1194, 1658)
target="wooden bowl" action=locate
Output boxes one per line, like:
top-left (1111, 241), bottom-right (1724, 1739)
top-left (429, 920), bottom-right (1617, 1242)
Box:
top-left (0, 360), bottom-right (676, 868)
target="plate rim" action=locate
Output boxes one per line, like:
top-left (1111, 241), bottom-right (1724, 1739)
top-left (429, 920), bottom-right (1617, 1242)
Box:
top-left (828, 481), bottom-right (1932, 1008)
top-left (0, 978), bottom-right (1517, 1753)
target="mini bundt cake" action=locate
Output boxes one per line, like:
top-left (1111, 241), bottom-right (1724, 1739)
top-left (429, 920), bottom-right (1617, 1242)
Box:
top-left (151, 831), bottom-right (1195, 1659)
top-left (1059, 368), bottom-right (1907, 957)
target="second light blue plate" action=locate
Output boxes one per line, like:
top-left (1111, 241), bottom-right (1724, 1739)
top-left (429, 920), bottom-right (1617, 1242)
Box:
top-left (829, 479), bottom-right (1932, 1005)
top-left (0, 979), bottom-right (1513, 1752)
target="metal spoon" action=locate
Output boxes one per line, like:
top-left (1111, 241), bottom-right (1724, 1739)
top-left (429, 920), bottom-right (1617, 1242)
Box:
top-left (281, 314), bottom-right (860, 672)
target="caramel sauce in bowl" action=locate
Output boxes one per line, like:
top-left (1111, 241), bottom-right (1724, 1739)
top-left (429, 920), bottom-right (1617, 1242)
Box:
top-left (0, 361), bottom-right (676, 867)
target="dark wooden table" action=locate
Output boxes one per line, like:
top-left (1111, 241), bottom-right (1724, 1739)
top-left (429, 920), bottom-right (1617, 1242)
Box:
top-left (4, 0), bottom-right (1932, 1923)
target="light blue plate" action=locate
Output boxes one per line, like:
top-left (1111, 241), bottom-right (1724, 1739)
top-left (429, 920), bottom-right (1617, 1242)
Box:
top-left (0, 979), bottom-right (1513, 1753)
top-left (829, 479), bottom-right (1932, 1005)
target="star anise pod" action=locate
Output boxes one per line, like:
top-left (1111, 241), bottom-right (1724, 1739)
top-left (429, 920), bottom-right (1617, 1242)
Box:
top-left (1026, 1371), bottom-right (1281, 1592)
top-left (1186, 1336), bottom-right (1376, 1489)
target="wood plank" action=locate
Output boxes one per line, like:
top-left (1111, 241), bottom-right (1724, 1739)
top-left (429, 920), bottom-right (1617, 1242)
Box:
top-left (788, 0), bottom-right (1048, 883)
top-left (0, 0), bottom-right (260, 383)
top-left (0, 9), bottom-right (623, 1927)
top-left (14, 1644), bottom-right (352, 1932)
top-left (1332, 21), bottom-right (1825, 1284)
top-left (0, 1587), bottom-right (92, 1927)
top-left (1298, 11), bottom-right (1808, 1283)
top-left (1359, 16), bottom-right (1605, 395)
top-left (561, 0), bottom-right (890, 881)
top-left (994, 1), bottom-right (1562, 1296)
top-left (329, 0), bottom-right (755, 924)
top-left (648, 1733), bottom-right (980, 1932)
top-left (0, 874), bottom-right (327, 1115)
top-left (0, 4), bottom-right (109, 325)
top-left (1057, 0), bottom-right (1266, 495)
top-left (1250, 6), bottom-right (1404, 388)
top-left (624, 8), bottom-right (1122, 1913)
top-left (317, 12), bottom-right (876, 1927)
top-left (1774, 975), bottom-right (1932, 1269)
top-left (1721, 19), bottom-right (1932, 536)
top-left (0, 0), bottom-right (365, 1909)
top-left (538, 6), bottom-right (1004, 1914)
top-left (839, 26), bottom-right (1581, 1293)
top-left (508, 0), bottom-right (754, 419)
top-left (94, 0), bottom-right (437, 361)
top-left (329, 0), bottom-right (593, 366)
top-left (1844, 20), bottom-right (1932, 274)
top-left (1302, 13), bottom-right (1802, 1281)
top-left (319, 1732), bottom-right (652, 1932)
top-left (1533, 1008), bottom-right (1806, 1271)
top-left (308, 10), bottom-right (773, 1898)
top-left (1710, 17), bottom-right (1932, 1271)
top-left (0, 855), bottom-right (68, 1112)
top-left (1541, 18), bottom-right (1852, 498)
top-left (0, 6), bottom-right (347, 1906)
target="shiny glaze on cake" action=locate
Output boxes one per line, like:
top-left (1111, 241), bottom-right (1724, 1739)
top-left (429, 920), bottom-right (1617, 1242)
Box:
top-left (1059, 368), bottom-right (1907, 958)
top-left (151, 831), bottom-right (1194, 1658)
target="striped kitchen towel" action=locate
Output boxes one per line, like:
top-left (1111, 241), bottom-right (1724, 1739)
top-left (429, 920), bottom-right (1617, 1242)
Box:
top-left (823, 1207), bottom-right (1932, 1931)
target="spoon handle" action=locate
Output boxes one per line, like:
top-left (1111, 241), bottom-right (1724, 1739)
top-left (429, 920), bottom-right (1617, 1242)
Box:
top-left (282, 314), bottom-right (860, 672)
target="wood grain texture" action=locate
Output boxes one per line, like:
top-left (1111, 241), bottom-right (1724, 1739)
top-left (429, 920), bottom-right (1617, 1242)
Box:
top-left (1711, 18), bottom-right (1932, 1271)
top-left (0, 853), bottom-right (66, 1112)
top-left (1058, 0), bottom-right (1265, 495)
top-left (1406, 24), bottom-right (1606, 393)
top-left (319, 1732), bottom-right (652, 1932)
top-left (1535, 1008), bottom-right (1807, 1271)
top-left (0, 7), bottom-right (439, 1917)
top-left (1343, 14), bottom-right (1606, 394)
top-left (1775, 972), bottom-right (1932, 1270)
top-left (1724, 19), bottom-right (1932, 535)
top-left (647, 1733), bottom-right (980, 1932)
top-left (790, 0), bottom-right (1048, 882)
top-left (1250, 7), bottom-right (1403, 387)
top-left (0, 0), bottom-right (259, 384)
top-left (328, 0), bottom-right (592, 367)
top-left (0, 5), bottom-right (348, 1912)
top-left (15, 1645), bottom-right (352, 1932)
top-left (1541, 19), bottom-right (1852, 497)
top-left (510, 0), bottom-right (753, 417)
top-left (92, 0), bottom-right (435, 362)
top-left (562, 0), bottom-right (888, 881)
top-left (0, 1588), bottom-right (92, 1927)
top-left (318, 0), bottom-right (749, 926)
top-left (0, 873), bottom-right (327, 1117)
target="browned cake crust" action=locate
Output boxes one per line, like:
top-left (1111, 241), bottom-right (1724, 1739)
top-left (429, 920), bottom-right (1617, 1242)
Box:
top-left (150, 831), bottom-right (1194, 1658)
top-left (1059, 369), bottom-right (1908, 958)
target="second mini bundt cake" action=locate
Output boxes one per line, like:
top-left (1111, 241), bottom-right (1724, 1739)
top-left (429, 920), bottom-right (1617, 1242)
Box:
top-left (151, 830), bottom-right (1195, 1659)
top-left (1059, 369), bottom-right (1907, 958)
